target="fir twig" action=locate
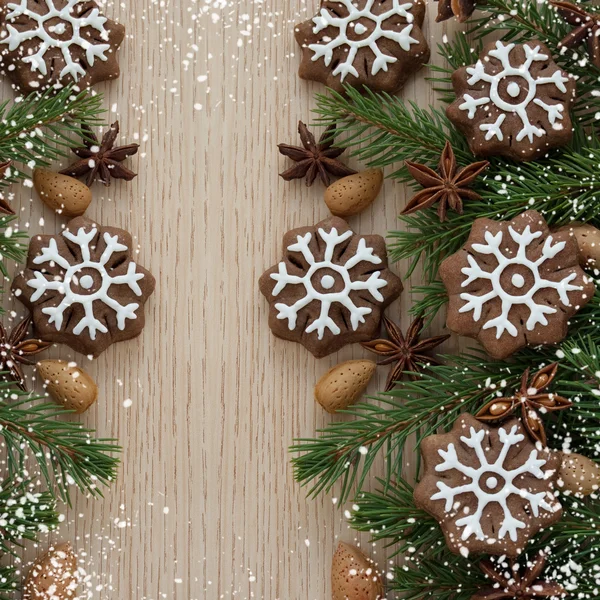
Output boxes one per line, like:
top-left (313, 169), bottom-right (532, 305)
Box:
top-left (0, 389), bottom-right (120, 504)
top-left (0, 479), bottom-right (59, 557)
top-left (0, 85), bottom-right (105, 184)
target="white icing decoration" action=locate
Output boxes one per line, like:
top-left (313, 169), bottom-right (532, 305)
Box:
top-left (26, 226), bottom-right (145, 340)
top-left (459, 41), bottom-right (570, 143)
top-left (459, 224), bottom-right (582, 339)
top-left (1, 0), bottom-right (112, 81)
top-left (431, 424), bottom-right (557, 542)
top-left (308, 0), bottom-right (418, 81)
top-left (270, 226), bottom-right (388, 339)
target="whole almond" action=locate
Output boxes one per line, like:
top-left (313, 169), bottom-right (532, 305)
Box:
top-left (37, 359), bottom-right (98, 414)
top-left (315, 359), bottom-right (376, 414)
top-left (556, 222), bottom-right (600, 269)
top-left (558, 452), bottom-right (600, 496)
top-left (332, 542), bottom-right (384, 600)
top-left (33, 168), bottom-right (92, 217)
top-left (23, 542), bottom-right (78, 600)
top-left (325, 169), bottom-right (384, 217)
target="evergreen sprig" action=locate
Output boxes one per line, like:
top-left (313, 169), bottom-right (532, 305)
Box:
top-left (0, 85), bottom-right (105, 183)
top-left (0, 567), bottom-right (16, 600)
top-left (0, 479), bottom-right (59, 557)
top-left (0, 389), bottom-right (120, 504)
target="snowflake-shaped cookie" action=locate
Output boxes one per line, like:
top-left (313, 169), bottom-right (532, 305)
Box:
top-left (414, 413), bottom-right (562, 557)
top-left (447, 40), bottom-right (575, 161)
top-left (440, 210), bottom-right (594, 360)
top-left (12, 216), bottom-right (155, 356)
top-left (295, 0), bottom-right (429, 94)
top-left (259, 217), bottom-right (402, 357)
top-left (0, 0), bottom-right (124, 92)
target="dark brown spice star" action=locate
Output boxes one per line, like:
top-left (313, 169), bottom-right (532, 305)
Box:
top-left (552, 1), bottom-right (600, 69)
top-left (435, 0), bottom-right (477, 22)
top-left (0, 316), bottom-right (52, 391)
top-left (0, 160), bottom-right (15, 216)
top-left (361, 314), bottom-right (450, 392)
top-left (476, 363), bottom-right (571, 447)
top-left (60, 121), bottom-right (139, 187)
top-left (278, 121), bottom-right (356, 187)
top-left (472, 553), bottom-right (567, 600)
top-left (402, 142), bottom-right (489, 222)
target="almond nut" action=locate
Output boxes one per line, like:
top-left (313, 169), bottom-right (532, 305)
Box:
top-left (37, 359), bottom-right (98, 414)
top-left (556, 222), bottom-right (600, 269)
top-left (558, 452), bottom-right (600, 496)
top-left (33, 168), bottom-right (92, 217)
top-left (315, 359), bottom-right (376, 414)
top-left (23, 542), bottom-right (78, 600)
top-left (332, 542), bottom-right (384, 600)
top-left (324, 169), bottom-right (384, 217)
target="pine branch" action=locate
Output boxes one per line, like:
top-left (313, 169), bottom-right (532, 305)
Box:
top-left (291, 356), bottom-right (524, 503)
top-left (0, 389), bottom-right (120, 504)
top-left (0, 479), bottom-right (59, 557)
top-left (0, 214), bottom-right (27, 278)
top-left (0, 85), bottom-right (105, 184)
top-left (0, 567), bottom-right (17, 599)
top-left (352, 478), bottom-right (443, 558)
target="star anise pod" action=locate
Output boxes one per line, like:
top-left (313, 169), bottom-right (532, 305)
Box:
top-left (0, 316), bottom-right (52, 391)
top-left (472, 553), bottom-right (566, 600)
top-left (435, 0), bottom-right (477, 22)
top-left (0, 160), bottom-right (14, 215)
top-left (60, 121), bottom-right (139, 187)
top-left (476, 363), bottom-right (571, 446)
top-left (552, 1), bottom-right (600, 69)
top-left (278, 121), bottom-right (356, 186)
top-left (402, 142), bottom-right (489, 222)
top-left (361, 314), bottom-right (450, 392)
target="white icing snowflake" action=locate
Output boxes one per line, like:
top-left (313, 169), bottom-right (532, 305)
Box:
top-left (432, 424), bottom-right (556, 542)
top-left (26, 226), bottom-right (145, 340)
top-left (270, 227), bottom-right (388, 339)
top-left (459, 225), bottom-right (582, 339)
top-left (308, 0), bottom-right (418, 81)
top-left (1, 0), bottom-right (111, 81)
top-left (459, 41), bottom-right (570, 143)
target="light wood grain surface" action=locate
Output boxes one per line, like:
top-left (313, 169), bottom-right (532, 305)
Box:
top-left (4, 1), bottom-right (462, 598)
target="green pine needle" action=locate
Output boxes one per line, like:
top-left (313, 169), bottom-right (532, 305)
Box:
top-left (0, 387), bottom-right (120, 505)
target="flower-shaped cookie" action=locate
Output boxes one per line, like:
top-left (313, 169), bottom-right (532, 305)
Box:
top-left (440, 210), bottom-right (594, 360)
top-left (413, 413), bottom-right (563, 558)
top-left (0, 0), bottom-right (125, 93)
top-left (259, 216), bottom-right (402, 357)
top-left (294, 0), bottom-right (430, 94)
top-left (12, 216), bottom-right (155, 357)
top-left (447, 40), bottom-right (576, 161)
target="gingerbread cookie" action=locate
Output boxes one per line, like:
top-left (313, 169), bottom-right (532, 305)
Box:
top-left (0, 0), bottom-right (124, 93)
top-left (294, 0), bottom-right (430, 94)
top-left (12, 216), bottom-right (155, 357)
top-left (447, 40), bottom-right (575, 161)
top-left (440, 210), bottom-right (594, 360)
top-left (413, 413), bottom-right (563, 558)
top-left (259, 216), bottom-right (402, 358)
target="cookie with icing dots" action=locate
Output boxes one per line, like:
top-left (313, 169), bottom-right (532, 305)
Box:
top-left (294, 0), bottom-right (430, 94)
top-left (413, 413), bottom-right (563, 558)
top-left (447, 40), bottom-right (576, 161)
top-left (440, 210), bottom-right (594, 360)
top-left (259, 216), bottom-right (402, 357)
top-left (0, 0), bottom-right (125, 93)
top-left (12, 216), bottom-right (155, 357)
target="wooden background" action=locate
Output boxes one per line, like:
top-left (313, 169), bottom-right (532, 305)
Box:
top-left (7, 1), bottom-right (460, 598)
